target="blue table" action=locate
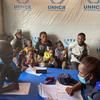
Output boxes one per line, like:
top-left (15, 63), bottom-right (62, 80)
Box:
top-left (0, 68), bottom-right (78, 100)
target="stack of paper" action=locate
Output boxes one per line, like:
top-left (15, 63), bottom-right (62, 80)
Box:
top-left (38, 81), bottom-right (83, 100)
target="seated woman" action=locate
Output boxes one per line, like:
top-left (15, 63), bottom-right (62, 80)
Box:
top-left (35, 31), bottom-right (53, 57)
top-left (66, 56), bottom-right (100, 100)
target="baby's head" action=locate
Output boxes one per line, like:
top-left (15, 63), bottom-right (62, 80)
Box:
top-left (26, 39), bottom-right (32, 47)
top-left (63, 49), bottom-right (67, 54)
top-left (78, 56), bottom-right (99, 77)
top-left (56, 41), bottom-right (64, 50)
top-left (27, 50), bottom-right (34, 58)
top-left (48, 49), bottom-right (53, 55)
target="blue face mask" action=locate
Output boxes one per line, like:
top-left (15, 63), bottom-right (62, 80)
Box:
top-left (78, 74), bottom-right (86, 84)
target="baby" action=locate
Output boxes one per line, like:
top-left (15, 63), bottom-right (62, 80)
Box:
top-left (43, 49), bottom-right (57, 68)
top-left (23, 39), bottom-right (35, 54)
top-left (25, 50), bottom-right (35, 67)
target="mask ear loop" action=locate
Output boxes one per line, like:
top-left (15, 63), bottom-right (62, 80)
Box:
top-left (86, 74), bottom-right (94, 84)
top-left (79, 73), bottom-right (90, 83)
top-left (84, 65), bottom-right (95, 84)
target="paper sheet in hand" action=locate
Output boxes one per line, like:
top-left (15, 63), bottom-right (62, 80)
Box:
top-left (38, 82), bottom-right (83, 100)
top-left (3, 83), bottom-right (30, 95)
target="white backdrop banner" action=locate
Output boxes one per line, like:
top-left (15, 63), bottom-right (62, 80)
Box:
top-left (2, 0), bottom-right (100, 59)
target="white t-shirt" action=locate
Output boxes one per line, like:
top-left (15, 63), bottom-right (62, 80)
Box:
top-left (68, 42), bottom-right (89, 63)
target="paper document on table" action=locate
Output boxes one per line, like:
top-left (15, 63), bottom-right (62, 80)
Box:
top-left (56, 82), bottom-right (83, 100)
top-left (38, 83), bottom-right (57, 100)
top-left (38, 81), bottom-right (83, 100)
top-left (25, 66), bottom-right (42, 76)
top-left (3, 83), bottom-right (31, 95)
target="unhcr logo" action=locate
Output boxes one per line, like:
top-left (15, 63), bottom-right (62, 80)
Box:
top-left (14, 0), bottom-right (31, 11)
top-left (50, 0), bottom-right (64, 4)
top-left (87, 0), bottom-right (100, 3)
top-left (48, 0), bottom-right (66, 11)
top-left (17, 0), bottom-right (29, 4)
top-left (84, 0), bottom-right (100, 11)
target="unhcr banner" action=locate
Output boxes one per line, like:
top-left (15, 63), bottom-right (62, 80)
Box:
top-left (2, 0), bottom-right (100, 59)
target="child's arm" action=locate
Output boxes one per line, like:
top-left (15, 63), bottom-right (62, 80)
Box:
top-left (65, 82), bottom-right (83, 96)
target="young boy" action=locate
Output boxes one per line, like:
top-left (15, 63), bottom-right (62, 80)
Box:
top-left (66, 56), bottom-right (100, 100)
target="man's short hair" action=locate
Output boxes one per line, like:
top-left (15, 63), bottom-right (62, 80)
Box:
top-left (78, 33), bottom-right (86, 38)
top-left (39, 31), bottom-right (47, 37)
